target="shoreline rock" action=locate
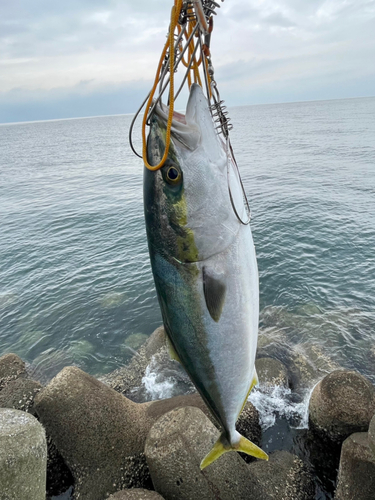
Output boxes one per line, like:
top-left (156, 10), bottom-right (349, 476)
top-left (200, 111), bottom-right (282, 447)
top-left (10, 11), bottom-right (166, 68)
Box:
top-left (145, 406), bottom-right (265, 500)
top-left (335, 432), bottom-right (375, 500)
top-left (309, 370), bottom-right (375, 442)
top-left (0, 408), bottom-right (47, 500)
top-left (34, 366), bottom-right (262, 499)
top-left (0, 353), bottom-right (27, 390)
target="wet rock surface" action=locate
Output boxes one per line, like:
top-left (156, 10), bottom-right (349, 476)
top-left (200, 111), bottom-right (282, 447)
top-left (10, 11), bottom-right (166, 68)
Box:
top-left (106, 489), bottom-right (165, 499)
top-left (369, 414), bottom-right (375, 458)
top-left (145, 406), bottom-right (265, 500)
top-left (46, 436), bottom-right (75, 499)
top-left (256, 340), bottom-right (318, 390)
top-left (0, 408), bottom-right (47, 500)
top-left (0, 377), bottom-right (42, 415)
top-left (255, 357), bottom-right (289, 387)
top-left (102, 326), bottom-right (195, 402)
top-left (102, 326), bottom-right (168, 398)
top-left (335, 432), bottom-right (375, 500)
top-left (0, 353), bottom-right (26, 389)
top-left (309, 370), bottom-right (375, 442)
top-left (248, 450), bottom-right (315, 500)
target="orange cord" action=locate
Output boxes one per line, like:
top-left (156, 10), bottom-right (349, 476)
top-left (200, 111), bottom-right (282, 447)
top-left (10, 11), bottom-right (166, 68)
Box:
top-left (142, 0), bottom-right (208, 171)
top-left (142, 0), bottom-right (183, 171)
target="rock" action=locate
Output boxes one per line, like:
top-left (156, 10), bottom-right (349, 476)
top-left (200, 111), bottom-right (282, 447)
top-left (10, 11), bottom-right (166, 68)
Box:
top-left (335, 432), bottom-right (375, 500)
top-left (146, 394), bottom-right (261, 449)
top-left (256, 342), bottom-right (318, 390)
top-left (255, 357), bottom-right (289, 387)
top-left (302, 343), bottom-right (341, 376)
top-left (46, 436), bottom-right (74, 498)
top-left (107, 489), bottom-right (165, 499)
top-left (28, 348), bottom-right (74, 385)
top-left (369, 414), bottom-right (375, 458)
top-left (101, 326), bottom-right (195, 403)
top-left (145, 406), bottom-right (265, 500)
top-left (294, 302), bottom-right (322, 316)
top-left (309, 370), bottom-right (375, 442)
top-left (124, 334), bottom-right (150, 351)
top-left (34, 366), bottom-right (154, 500)
top-left (236, 401), bottom-right (262, 454)
top-left (99, 291), bottom-right (127, 308)
top-left (0, 408), bottom-right (47, 499)
top-left (0, 353), bottom-right (26, 389)
top-left (0, 377), bottom-right (42, 415)
top-left (102, 326), bottom-right (167, 398)
top-left (248, 450), bottom-right (315, 500)
top-left (17, 329), bottom-right (51, 359)
top-left (34, 365), bottom-right (263, 499)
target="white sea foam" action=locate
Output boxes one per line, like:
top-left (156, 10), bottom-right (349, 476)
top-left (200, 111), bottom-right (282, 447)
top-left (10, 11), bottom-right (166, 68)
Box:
top-left (142, 352), bottom-right (313, 430)
top-left (249, 384), bottom-right (313, 431)
top-left (142, 364), bottom-right (177, 400)
top-left (141, 353), bottom-right (195, 401)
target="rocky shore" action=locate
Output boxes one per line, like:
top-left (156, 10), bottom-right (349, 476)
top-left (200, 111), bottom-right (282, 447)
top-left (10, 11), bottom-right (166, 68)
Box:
top-left (1, 326), bottom-right (375, 500)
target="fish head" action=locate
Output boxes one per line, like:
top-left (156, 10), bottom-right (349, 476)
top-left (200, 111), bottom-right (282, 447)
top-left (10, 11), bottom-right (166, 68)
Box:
top-left (144, 83), bottom-right (247, 264)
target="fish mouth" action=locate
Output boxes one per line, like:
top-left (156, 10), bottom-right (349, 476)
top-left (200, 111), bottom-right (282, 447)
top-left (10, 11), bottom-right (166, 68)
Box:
top-left (153, 84), bottom-right (209, 151)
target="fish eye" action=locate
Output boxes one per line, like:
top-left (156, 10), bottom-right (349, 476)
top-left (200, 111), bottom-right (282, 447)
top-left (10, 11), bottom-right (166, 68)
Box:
top-left (165, 165), bottom-right (182, 185)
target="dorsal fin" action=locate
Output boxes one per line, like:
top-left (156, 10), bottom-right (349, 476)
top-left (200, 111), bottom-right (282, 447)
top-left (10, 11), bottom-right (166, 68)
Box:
top-left (202, 266), bottom-right (226, 322)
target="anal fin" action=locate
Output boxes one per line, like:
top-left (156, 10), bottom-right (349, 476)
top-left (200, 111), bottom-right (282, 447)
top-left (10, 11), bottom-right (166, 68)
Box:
top-left (238, 368), bottom-right (259, 416)
top-left (166, 335), bottom-right (181, 363)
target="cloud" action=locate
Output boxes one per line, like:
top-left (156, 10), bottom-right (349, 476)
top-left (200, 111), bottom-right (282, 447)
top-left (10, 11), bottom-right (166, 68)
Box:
top-left (0, 0), bottom-right (375, 122)
top-left (0, 80), bottom-right (152, 123)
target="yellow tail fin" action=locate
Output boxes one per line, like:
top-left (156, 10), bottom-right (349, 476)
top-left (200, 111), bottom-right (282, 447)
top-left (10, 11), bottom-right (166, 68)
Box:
top-left (200, 433), bottom-right (268, 469)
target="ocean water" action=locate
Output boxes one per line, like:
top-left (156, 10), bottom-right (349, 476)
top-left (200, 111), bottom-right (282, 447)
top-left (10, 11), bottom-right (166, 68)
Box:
top-left (1, 96), bottom-right (375, 496)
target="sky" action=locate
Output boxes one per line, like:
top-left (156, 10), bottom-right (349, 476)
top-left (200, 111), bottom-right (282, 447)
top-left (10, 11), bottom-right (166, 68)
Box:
top-left (1, 0), bottom-right (375, 123)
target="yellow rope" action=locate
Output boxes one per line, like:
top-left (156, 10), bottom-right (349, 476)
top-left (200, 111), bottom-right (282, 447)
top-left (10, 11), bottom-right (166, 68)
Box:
top-left (142, 0), bottom-right (208, 171)
top-left (142, 0), bottom-right (182, 171)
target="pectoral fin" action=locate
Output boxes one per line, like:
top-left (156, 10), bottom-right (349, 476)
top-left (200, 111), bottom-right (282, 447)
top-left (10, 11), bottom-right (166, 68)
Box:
top-left (200, 432), bottom-right (268, 469)
top-left (202, 266), bottom-right (226, 322)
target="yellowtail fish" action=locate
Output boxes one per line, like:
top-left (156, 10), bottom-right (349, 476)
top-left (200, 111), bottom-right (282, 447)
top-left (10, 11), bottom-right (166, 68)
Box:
top-left (144, 83), bottom-right (268, 468)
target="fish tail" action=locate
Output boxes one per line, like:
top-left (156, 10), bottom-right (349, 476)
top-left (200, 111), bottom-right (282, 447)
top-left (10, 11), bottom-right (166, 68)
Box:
top-left (200, 431), bottom-right (268, 469)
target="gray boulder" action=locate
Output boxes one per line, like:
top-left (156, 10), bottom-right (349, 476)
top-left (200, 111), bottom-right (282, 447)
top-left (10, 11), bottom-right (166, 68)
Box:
top-left (0, 353), bottom-right (26, 389)
top-left (309, 370), bottom-right (375, 442)
top-left (146, 393), bottom-right (261, 449)
top-left (107, 489), bottom-right (165, 499)
top-left (0, 408), bottom-right (47, 500)
top-left (248, 450), bottom-right (315, 500)
top-left (0, 377), bottom-right (42, 415)
top-left (34, 366), bottom-right (154, 499)
top-left (145, 406), bottom-right (265, 500)
top-left (257, 342), bottom-right (318, 390)
top-left (335, 432), bottom-right (375, 500)
top-left (35, 366), bottom-right (256, 500)
top-left (369, 414), bottom-right (375, 458)
top-left (255, 357), bottom-right (289, 387)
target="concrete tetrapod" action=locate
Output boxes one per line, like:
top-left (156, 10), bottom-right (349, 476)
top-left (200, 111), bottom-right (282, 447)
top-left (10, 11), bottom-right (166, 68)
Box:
top-left (34, 366), bottom-right (262, 500)
top-left (309, 370), bottom-right (375, 442)
top-left (335, 432), bottom-right (375, 500)
top-left (369, 414), bottom-right (375, 458)
top-left (0, 408), bottom-right (47, 500)
top-left (145, 406), bottom-right (265, 500)
top-left (107, 489), bottom-right (165, 499)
